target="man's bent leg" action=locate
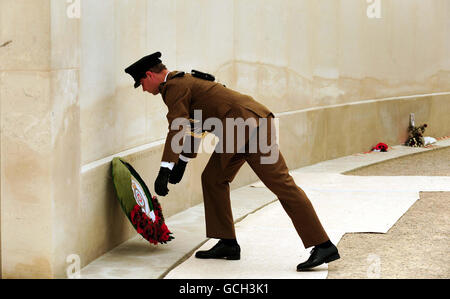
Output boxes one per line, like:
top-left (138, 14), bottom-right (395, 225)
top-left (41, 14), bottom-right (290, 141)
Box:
top-left (201, 152), bottom-right (246, 239)
top-left (245, 149), bottom-right (329, 249)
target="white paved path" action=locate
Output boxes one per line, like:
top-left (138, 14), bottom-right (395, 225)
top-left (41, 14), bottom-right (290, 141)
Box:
top-left (165, 140), bottom-right (450, 279)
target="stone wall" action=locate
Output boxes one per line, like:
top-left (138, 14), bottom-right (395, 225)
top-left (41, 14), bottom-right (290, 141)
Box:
top-left (1, 0), bottom-right (449, 278)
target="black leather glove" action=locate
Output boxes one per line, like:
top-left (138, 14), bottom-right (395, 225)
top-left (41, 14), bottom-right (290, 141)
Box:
top-left (154, 167), bottom-right (171, 196)
top-left (169, 159), bottom-right (187, 184)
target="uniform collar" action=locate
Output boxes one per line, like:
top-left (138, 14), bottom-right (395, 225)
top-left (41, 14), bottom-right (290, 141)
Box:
top-left (159, 71), bottom-right (179, 94)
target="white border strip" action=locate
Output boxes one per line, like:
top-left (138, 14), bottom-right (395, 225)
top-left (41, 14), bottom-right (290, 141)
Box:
top-left (276, 92), bottom-right (450, 117)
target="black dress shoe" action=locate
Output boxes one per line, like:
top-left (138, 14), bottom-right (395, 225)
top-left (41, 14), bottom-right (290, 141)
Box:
top-left (297, 244), bottom-right (340, 271)
top-left (195, 240), bottom-right (241, 260)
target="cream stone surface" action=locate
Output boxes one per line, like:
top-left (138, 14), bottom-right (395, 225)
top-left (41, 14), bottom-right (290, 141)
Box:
top-left (174, 0), bottom-right (234, 73)
top-left (50, 0), bottom-right (80, 70)
top-left (77, 0), bottom-right (450, 164)
top-left (50, 69), bottom-right (81, 278)
top-left (276, 94), bottom-right (450, 170)
top-left (80, 0), bottom-right (237, 165)
top-left (1, 71), bottom-right (53, 278)
top-left (0, 0), bottom-right (51, 71)
top-left (1, 0), bottom-right (449, 278)
top-left (145, 1), bottom-right (177, 79)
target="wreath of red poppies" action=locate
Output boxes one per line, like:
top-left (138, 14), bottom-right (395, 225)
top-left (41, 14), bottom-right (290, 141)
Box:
top-left (130, 196), bottom-right (173, 245)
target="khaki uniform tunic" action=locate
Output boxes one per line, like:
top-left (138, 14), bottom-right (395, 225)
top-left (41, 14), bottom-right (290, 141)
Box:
top-left (159, 71), bottom-right (329, 248)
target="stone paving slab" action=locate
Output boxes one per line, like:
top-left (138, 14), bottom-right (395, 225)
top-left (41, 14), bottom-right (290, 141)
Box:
top-left (80, 186), bottom-right (276, 279)
top-left (165, 139), bottom-right (450, 279)
top-left (166, 202), bottom-right (345, 279)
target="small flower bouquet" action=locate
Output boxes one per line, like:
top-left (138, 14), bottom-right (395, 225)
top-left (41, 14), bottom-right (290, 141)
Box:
top-left (405, 123), bottom-right (428, 147)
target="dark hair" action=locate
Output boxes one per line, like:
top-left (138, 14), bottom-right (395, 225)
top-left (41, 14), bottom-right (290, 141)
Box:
top-left (148, 63), bottom-right (167, 73)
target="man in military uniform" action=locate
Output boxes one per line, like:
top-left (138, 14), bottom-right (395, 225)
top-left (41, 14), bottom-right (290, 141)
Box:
top-left (125, 52), bottom-right (340, 271)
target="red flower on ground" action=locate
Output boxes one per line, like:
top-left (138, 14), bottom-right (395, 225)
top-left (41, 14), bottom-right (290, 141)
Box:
top-left (372, 142), bottom-right (388, 152)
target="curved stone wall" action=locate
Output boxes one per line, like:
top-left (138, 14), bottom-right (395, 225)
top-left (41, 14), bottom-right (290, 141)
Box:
top-left (78, 92), bottom-right (450, 276)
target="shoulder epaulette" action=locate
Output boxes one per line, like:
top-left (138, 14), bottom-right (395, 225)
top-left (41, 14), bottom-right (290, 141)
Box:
top-left (191, 70), bottom-right (215, 82)
top-left (172, 71), bottom-right (185, 79)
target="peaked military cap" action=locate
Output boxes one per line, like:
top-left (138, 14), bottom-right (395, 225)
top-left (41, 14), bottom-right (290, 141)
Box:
top-left (125, 52), bottom-right (162, 88)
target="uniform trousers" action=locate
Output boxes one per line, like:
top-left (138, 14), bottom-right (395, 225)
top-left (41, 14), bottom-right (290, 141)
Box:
top-left (200, 117), bottom-right (329, 249)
